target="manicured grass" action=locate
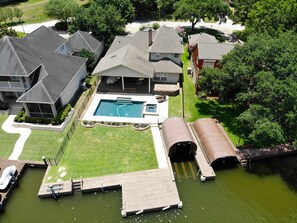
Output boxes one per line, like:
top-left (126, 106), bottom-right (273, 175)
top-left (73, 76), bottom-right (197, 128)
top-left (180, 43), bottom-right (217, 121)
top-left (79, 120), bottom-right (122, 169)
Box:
top-left (19, 128), bottom-right (65, 161)
top-left (169, 46), bottom-right (244, 146)
top-left (2, 0), bottom-right (89, 24)
top-left (46, 125), bottom-right (158, 182)
top-left (0, 115), bottom-right (20, 158)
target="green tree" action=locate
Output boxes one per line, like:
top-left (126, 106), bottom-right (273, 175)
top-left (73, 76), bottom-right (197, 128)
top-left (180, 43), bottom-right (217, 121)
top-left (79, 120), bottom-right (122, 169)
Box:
top-left (79, 48), bottom-right (97, 72)
top-left (245, 0), bottom-right (297, 36)
top-left (44, 0), bottom-right (79, 25)
top-left (198, 32), bottom-right (297, 147)
top-left (174, 0), bottom-right (231, 32)
top-left (13, 7), bottom-right (23, 23)
top-left (0, 24), bottom-right (17, 38)
top-left (131, 0), bottom-right (158, 19)
top-left (230, 0), bottom-right (258, 25)
top-left (156, 0), bottom-right (178, 19)
top-left (6, 7), bottom-right (14, 24)
top-left (0, 8), bottom-right (8, 24)
top-left (249, 119), bottom-right (285, 147)
top-left (94, 0), bottom-right (135, 23)
top-left (68, 3), bottom-right (125, 45)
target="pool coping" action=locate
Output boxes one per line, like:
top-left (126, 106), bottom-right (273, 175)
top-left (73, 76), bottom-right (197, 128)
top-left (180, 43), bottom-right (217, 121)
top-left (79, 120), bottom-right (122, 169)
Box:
top-left (83, 93), bottom-right (168, 124)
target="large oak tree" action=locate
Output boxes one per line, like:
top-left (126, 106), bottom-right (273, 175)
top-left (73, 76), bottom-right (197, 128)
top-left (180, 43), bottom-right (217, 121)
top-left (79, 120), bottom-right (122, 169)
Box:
top-left (198, 32), bottom-right (297, 147)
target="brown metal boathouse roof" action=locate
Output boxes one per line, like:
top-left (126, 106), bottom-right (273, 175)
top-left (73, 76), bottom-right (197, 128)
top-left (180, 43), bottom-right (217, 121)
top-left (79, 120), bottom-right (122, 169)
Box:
top-left (162, 117), bottom-right (197, 157)
top-left (192, 118), bottom-right (237, 164)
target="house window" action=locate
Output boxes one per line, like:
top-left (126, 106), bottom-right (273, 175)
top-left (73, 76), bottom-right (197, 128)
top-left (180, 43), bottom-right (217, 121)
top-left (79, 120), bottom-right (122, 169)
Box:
top-left (203, 60), bottom-right (215, 68)
top-left (156, 53), bottom-right (160, 58)
top-left (27, 103), bottom-right (54, 118)
top-left (174, 54), bottom-right (179, 58)
top-left (154, 73), bottom-right (167, 82)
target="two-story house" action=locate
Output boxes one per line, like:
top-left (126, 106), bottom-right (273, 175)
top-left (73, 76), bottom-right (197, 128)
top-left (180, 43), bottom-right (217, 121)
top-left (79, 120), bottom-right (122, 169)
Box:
top-left (188, 33), bottom-right (235, 84)
top-left (0, 26), bottom-right (104, 118)
top-left (92, 26), bottom-right (184, 95)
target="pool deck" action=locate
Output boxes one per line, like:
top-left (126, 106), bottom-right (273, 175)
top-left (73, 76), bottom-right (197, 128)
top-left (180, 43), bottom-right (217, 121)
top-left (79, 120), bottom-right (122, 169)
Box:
top-left (83, 93), bottom-right (168, 124)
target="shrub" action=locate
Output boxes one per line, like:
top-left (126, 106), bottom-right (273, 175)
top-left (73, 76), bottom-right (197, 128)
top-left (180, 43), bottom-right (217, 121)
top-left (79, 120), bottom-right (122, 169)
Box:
top-left (0, 101), bottom-right (9, 110)
top-left (54, 21), bottom-right (68, 31)
top-left (151, 22), bottom-right (160, 30)
top-left (139, 24), bottom-right (150, 31)
top-left (51, 104), bottom-right (72, 125)
top-left (14, 110), bottom-right (25, 122)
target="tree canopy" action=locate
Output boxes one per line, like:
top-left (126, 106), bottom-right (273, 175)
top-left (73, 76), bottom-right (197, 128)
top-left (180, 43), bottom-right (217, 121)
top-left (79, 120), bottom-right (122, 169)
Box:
top-left (93, 0), bottom-right (135, 23)
top-left (68, 3), bottom-right (125, 45)
top-left (44, 0), bottom-right (79, 24)
top-left (198, 32), bottom-right (297, 147)
top-left (246, 0), bottom-right (297, 36)
top-left (174, 0), bottom-right (231, 31)
top-left (0, 24), bottom-right (17, 38)
top-left (230, 0), bottom-right (258, 25)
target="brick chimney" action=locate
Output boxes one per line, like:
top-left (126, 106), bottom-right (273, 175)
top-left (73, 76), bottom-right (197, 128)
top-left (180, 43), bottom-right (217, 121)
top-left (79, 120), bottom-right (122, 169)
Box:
top-left (148, 27), bottom-right (153, 46)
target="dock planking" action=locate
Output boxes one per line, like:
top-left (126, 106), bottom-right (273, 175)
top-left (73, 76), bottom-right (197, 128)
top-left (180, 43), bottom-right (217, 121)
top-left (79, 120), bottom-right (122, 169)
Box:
top-left (38, 168), bottom-right (182, 217)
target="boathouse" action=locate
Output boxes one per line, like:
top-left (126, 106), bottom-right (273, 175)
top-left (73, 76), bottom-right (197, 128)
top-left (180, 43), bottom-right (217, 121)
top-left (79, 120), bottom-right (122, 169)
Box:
top-left (192, 118), bottom-right (238, 167)
top-left (162, 117), bottom-right (197, 162)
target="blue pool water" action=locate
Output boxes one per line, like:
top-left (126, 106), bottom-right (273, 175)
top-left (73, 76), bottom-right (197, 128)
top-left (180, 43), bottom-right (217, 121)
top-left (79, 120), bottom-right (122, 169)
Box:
top-left (94, 99), bottom-right (145, 118)
top-left (146, 104), bottom-right (157, 113)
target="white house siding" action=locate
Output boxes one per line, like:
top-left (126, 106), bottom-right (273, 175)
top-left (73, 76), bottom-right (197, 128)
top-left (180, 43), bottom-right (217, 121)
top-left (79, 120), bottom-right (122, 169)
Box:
top-left (55, 44), bottom-right (68, 55)
top-left (94, 42), bottom-right (105, 59)
top-left (150, 53), bottom-right (181, 65)
top-left (60, 63), bottom-right (87, 105)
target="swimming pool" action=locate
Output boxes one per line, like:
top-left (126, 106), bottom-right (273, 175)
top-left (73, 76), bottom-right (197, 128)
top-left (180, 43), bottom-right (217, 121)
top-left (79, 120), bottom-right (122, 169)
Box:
top-left (93, 98), bottom-right (145, 118)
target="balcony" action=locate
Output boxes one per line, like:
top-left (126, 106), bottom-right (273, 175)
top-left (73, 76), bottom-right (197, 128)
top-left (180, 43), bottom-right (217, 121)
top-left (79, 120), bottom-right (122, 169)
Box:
top-left (0, 81), bottom-right (26, 91)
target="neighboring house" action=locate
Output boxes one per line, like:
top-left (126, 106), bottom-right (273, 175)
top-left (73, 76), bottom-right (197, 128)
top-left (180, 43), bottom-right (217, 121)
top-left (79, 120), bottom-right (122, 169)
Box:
top-left (0, 26), bottom-right (104, 118)
top-left (93, 26), bottom-right (183, 94)
top-left (188, 33), bottom-right (235, 82)
top-left (56, 30), bottom-right (104, 59)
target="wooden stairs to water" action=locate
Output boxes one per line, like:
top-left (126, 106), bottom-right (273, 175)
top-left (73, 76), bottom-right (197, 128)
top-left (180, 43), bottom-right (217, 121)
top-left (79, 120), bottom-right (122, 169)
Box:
top-left (72, 180), bottom-right (82, 192)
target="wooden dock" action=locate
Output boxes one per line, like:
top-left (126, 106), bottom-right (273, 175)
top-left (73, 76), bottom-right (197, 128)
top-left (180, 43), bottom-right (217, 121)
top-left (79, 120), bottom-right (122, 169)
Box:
top-left (0, 159), bottom-right (27, 210)
top-left (237, 143), bottom-right (297, 166)
top-left (38, 181), bottom-right (73, 198)
top-left (188, 124), bottom-right (216, 180)
top-left (38, 168), bottom-right (182, 217)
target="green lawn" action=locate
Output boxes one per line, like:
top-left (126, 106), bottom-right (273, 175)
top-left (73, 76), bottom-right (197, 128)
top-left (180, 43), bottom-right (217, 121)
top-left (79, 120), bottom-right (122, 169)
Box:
top-left (46, 125), bottom-right (158, 182)
top-left (0, 115), bottom-right (20, 158)
top-left (169, 46), bottom-right (243, 146)
top-left (2, 0), bottom-right (89, 24)
top-left (19, 128), bottom-right (65, 161)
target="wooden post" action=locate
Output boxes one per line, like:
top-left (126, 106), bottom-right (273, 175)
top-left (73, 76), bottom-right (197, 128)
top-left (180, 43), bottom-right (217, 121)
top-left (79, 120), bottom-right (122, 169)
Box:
top-left (42, 156), bottom-right (47, 166)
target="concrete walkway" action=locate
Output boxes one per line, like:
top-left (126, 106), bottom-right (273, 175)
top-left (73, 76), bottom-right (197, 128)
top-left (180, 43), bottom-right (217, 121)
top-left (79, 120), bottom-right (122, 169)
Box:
top-left (151, 126), bottom-right (168, 168)
top-left (2, 115), bottom-right (31, 160)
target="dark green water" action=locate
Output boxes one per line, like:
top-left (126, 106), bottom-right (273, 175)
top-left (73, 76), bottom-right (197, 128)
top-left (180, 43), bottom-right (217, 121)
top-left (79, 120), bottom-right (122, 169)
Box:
top-left (1, 162), bottom-right (297, 223)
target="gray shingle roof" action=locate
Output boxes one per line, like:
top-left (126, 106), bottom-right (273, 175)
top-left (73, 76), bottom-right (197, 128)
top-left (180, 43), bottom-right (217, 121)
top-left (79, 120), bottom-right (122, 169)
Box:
top-left (0, 26), bottom-right (87, 104)
top-left (189, 33), bottom-right (218, 46)
top-left (198, 43), bottom-right (235, 60)
top-left (0, 36), bottom-right (27, 76)
top-left (148, 26), bottom-right (184, 54)
top-left (25, 26), bottom-right (66, 52)
top-left (93, 44), bottom-right (154, 78)
top-left (154, 60), bottom-right (182, 74)
top-left (106, 30), bottom-right (155, 58)
top-left (61, 31), bottom-right (103, 55)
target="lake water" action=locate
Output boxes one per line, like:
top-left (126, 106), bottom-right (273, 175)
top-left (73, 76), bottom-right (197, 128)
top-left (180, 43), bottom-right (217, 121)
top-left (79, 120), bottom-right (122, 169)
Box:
top-left (1, 158), bottom-right (297, 223)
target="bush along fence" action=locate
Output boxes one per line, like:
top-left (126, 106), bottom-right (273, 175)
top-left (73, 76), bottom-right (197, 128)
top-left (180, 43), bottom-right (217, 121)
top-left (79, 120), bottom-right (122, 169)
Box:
top-left (44, 77), bottom-right (98, 166)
